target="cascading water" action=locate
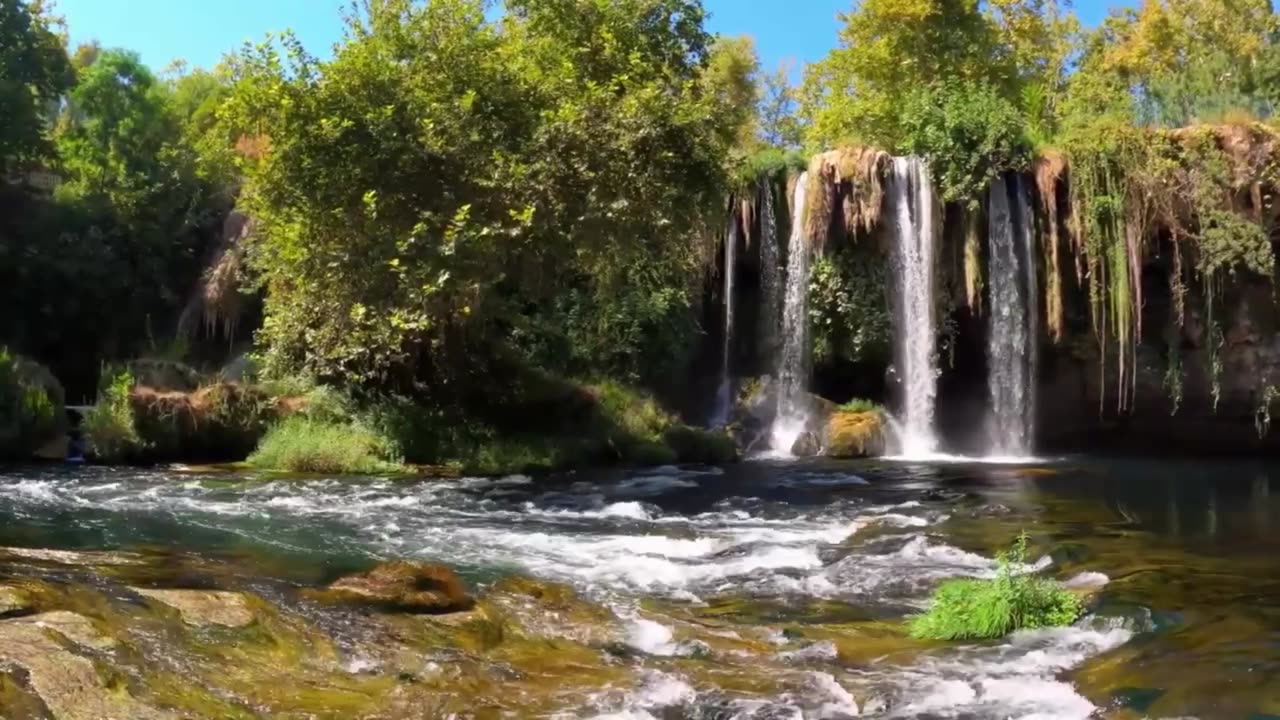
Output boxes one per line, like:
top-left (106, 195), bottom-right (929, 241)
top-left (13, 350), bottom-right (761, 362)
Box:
top-left (758, 179), bottom-right (781, 366)
top-left (986, 175), bottom-right (1038, 456)
top-left (887, 157), bottom-right (940, 456)
top-left (771, 172), bottom-right (811, 452)
top-left (711, 216), bottom-right (740, 426)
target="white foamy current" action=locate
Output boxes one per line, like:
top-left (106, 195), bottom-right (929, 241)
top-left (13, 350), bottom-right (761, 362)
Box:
top-left (0, 465), bottom-right (1130, 719)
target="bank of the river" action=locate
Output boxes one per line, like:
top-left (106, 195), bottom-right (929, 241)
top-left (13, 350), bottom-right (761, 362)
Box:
top-left (0, 456), bottom-right (1274, 718)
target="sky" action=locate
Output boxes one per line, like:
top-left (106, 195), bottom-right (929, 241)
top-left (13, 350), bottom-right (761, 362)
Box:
top-left (56, 0), bottom-right (1132, 76)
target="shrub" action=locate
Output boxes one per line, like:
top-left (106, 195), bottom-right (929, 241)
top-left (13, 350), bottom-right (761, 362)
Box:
top-left (909, 533), bottom-right (1083, 641)
top-left (131, 382), bottom-right (275, 461)
top-left (85, 368), bottom-right (144, 463)
top-left (0, 349), bottom-right (63, 459)
top-left (248, 417), bottom-right (403, 475)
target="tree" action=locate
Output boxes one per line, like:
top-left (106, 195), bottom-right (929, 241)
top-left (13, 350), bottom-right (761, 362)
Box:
top-left (702, 35), bottom-right (761, 154)
top-left (0, 0), bottom-right (72, 168)
top-left (759, 61), bottom-right (802, 148)
top-left (800, 0), bottom-right (1006, 149)
top-left (231, 0), bottom-right (736, 389)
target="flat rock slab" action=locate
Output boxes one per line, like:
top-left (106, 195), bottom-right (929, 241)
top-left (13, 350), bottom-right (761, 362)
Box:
top-left (133, 588), bottom-right (255, 628)
top-left (8, 610), bottom-right (116, 650)
top-left (0, 612), bottom-right (172, 720)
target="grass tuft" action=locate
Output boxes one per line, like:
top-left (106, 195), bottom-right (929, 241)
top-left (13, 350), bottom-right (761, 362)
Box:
top-left (247, 417), bottom-right (403, 475)
top-left (908, 533), bottom-right (1083, 641)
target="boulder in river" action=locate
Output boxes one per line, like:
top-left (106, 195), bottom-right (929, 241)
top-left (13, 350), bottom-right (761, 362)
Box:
top-left (822, 411), bottom-right (887, 458)
top-left (791, 431), bottom-right (822, 457)
top-left (315, 560), bottom-right (474, 614)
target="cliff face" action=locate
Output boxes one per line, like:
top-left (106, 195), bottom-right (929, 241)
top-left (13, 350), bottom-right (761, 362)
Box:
top-left (1040, 277), bottom-right (1280, 454)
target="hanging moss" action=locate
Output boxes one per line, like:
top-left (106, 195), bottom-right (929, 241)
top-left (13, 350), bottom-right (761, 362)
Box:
top-left (963, 207), bottom-right (984, 315)
top-left (1034, 151), bottom-right (1067, 342)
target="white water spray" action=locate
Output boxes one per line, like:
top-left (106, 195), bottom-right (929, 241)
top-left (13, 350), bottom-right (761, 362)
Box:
top-left (888, 157), bottom-right (940, 456)
top-left (771, 172), bottom-right (811, 453)
top-left (986, 175), bottom-right (1038, 456)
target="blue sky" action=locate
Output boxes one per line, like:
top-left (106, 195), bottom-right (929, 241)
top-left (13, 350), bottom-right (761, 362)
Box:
top-left (57, 0), bottom-right (1131, 75)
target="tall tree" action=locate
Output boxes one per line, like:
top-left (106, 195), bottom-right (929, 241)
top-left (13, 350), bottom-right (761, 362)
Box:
top-left (0, 0), bottom-right (72, 168)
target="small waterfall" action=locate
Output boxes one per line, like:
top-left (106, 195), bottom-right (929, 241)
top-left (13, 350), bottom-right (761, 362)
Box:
top-left (758, 179), bottom-right (781, 363)
top-left (771, 171), bottom-right (811, 452)
top-left (711, 216), bottom-right (739, 426)
top-left (986, 175), bottom-right (1038, 456)
top-left (888, 157), bottom-right (940, 456)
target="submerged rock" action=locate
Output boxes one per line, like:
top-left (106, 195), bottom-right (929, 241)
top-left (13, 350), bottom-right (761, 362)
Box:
top-left (315, 560), bottom-right (474, 614)
top-left (822, 411), bottom-right (886, 458)
top-left (133, 588), bottom-right (255, 628)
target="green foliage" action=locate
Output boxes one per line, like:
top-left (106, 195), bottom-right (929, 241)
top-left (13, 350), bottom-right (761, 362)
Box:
top-left (84, 368), bottom-right (143, 463)
top-left (230, 0), bottom-right (740, 391)
top-left (838, 398), bottom-right (881, 413)
top-left (801, 0), bottom-right (1010, 149)
top-left (0, 0), bottom-right (73, 166)
top-left (809, 251), bottom-right (891, 368)
top-left (248, 417), bottom-right (403, 475)
top-left (909, 533), bottom-right (1083, 641)
top-left (0, 348), bottom-right (61, 458)
top-left (900, 80), bottom-right (1030, 205)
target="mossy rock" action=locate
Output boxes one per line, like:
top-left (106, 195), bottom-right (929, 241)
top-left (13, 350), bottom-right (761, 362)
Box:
top-left (310, 561), bottom-right (474, 614)
top-left (822, 410), bottom-right (887, 458)
top-left (663, 425), bottom-right (738, 464)
top-left (0, 351), bottom-right (64, 460)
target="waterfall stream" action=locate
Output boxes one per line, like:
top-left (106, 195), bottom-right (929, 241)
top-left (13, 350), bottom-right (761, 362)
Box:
top-left (759, 179), bottom-right (781, 370)
top-left (986, 175), bottom-right (1038, 456)
top-left (888, 157), bottom-right (940, 456)
top-left (711, 216), bottom-right (740, 426)
top-left (771, 171), bottom-right (811, 452)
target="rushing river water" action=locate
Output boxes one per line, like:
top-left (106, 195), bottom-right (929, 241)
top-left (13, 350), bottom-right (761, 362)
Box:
top-left (0, 457), bottom-right (1278, 718)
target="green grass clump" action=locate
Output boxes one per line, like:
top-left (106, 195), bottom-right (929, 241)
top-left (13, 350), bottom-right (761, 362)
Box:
top-left (85, 368), bottom-right (144, 463)
top-left (838, 397), bottom-right (882, 413)
top-left (248, 417), bottom-right (403, 475)
top-left (909, 533), bottom-right (1083, 641)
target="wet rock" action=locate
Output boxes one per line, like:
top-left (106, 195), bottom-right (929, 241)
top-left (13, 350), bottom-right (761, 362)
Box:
top-left (133, 588), bottom-right (255, 628)
top-left (822, 411), bottom-right (887, 458)
top-left (0, 586), bottom-right (32, 618)
top-left (0, 546), bottom-right (143, 567)
top-left (9, 610), bottom-right (116, 650)
top-left (0, 612), bottom-right (172, 719)
top-left (315, 560), bottom-right (474, 614)
top-left (791, 431), bottom-right (821, 457)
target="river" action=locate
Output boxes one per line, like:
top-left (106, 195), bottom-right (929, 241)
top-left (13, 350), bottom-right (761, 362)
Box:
top-left (0, 457), bottom-right (1276, 718)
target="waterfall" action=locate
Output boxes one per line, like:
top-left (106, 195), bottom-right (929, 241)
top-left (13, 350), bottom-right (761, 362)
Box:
top-left (888, 157), bottom-right (940, 456)
top-left (986, 175), bottom-right (1038, 456)
top-left (771, 172), bottom-right (811, 452)
top-left (758, 179), bottom-right (781, 365)
top-left (711, 215), bottom-right (739, 426)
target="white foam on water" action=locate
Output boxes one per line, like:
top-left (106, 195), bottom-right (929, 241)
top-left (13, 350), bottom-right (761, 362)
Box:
top-left (890, 623), bottom-right (1133, 719)
top-left (883, 452), bottom-right (1048, 466)
top-left (624, 617), bottom-right (683, 656)
top-left (808, 672), bottom-right (860, 718)
top-left (1064, 571), bottom-right (1110, 589)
